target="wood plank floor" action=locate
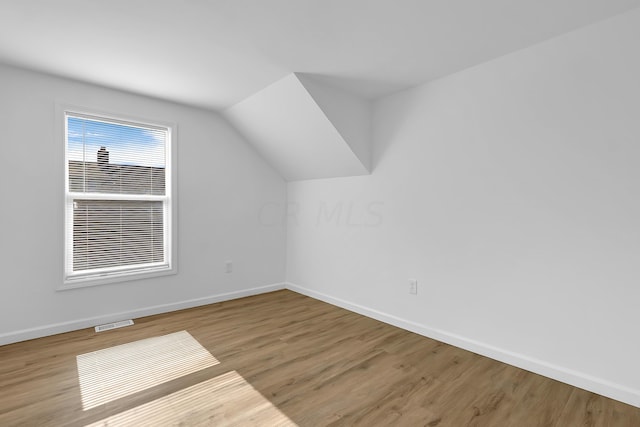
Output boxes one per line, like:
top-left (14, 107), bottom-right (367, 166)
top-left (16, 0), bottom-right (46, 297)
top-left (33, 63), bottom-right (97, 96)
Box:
top-left (1, 290), bottom-right (638, 426)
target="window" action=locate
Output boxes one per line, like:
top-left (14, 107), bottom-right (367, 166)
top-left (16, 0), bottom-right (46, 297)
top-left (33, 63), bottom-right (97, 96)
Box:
top-left (63, 110), bottom-right (175, 288)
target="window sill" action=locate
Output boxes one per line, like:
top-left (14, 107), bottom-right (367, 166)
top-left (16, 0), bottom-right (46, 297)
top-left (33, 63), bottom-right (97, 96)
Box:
top-left (58, 265), bottom-right (177, 291)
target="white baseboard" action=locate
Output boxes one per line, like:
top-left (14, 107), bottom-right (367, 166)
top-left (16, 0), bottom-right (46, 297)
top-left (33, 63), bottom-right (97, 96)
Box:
top-left (0, 283), bottom-right (285, 346)
top-left (285, 282), bottom-right (640, 409)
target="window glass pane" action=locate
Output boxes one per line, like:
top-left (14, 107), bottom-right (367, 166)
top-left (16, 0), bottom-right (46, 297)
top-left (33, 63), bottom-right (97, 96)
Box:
top-left (72, 200), bottom-right (164, 271)
top-left (67, 116), bottom-right (166, 195)
top-left (64, 111), bottom-right (171, 283)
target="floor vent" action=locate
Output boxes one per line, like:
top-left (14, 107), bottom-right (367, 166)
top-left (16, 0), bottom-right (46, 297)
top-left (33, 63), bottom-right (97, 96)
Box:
top-left (95, 319), bottom-right (134, 333)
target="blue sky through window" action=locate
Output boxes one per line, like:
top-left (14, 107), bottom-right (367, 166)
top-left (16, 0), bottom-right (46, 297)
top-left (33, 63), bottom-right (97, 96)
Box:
top-left (67, 116), bottom-right (166, 168)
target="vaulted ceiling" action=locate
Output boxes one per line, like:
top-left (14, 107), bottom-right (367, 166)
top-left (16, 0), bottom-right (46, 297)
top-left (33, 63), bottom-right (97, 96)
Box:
top-left (2, 0), bottom-right (640, 111)
top-left (3, 1), bottom-right (640, 181)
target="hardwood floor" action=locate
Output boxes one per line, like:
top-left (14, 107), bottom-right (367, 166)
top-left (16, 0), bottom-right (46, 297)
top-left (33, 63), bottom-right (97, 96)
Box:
top-left (0, 290), bottom-right (638, 426)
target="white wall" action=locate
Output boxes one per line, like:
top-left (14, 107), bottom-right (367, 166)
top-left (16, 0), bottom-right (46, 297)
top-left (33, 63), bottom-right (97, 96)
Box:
top-left (0, 64), bottom-right (286, 344)
top-left (224, 73), bottom-right (369, 181)
top-left (296, 73), bottom-right (372, 172)
top-left (287, 8), bottom-right (640, 406)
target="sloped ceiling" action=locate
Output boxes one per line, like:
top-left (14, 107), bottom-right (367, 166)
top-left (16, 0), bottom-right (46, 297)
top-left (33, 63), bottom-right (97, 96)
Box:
top-left (1, 1), bottom-right (640, 110)
top-left (2, 1), bottom-right (640, 181)
top-left (224, 73), bottom-right (370, 181)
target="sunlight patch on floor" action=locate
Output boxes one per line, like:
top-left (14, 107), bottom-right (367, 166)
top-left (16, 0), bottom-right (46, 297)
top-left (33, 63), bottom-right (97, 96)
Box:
top-left (85, 370), bottom-right (297, 426)
top-left (76, 330), bottom-right (219, 410)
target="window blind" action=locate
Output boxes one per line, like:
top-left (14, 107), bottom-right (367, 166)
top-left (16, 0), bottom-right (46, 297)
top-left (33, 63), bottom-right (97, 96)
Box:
top-left (65, 112), bottom-right (170, 282)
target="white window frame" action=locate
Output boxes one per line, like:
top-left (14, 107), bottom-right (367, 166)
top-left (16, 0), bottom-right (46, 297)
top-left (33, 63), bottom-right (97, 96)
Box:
top-left (59, 105), bottom-right (178, 290)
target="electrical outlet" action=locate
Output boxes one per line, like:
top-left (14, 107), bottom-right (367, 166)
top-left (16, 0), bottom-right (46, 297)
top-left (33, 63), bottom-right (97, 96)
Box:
top-left (225, 260), bottom-right (233, 273)
top-left (409, 279), bottom-right (418, 295)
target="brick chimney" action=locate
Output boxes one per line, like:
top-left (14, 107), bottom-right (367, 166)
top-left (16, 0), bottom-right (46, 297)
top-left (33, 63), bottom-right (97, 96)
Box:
top-left (97, 146), bottom-right (109, 165)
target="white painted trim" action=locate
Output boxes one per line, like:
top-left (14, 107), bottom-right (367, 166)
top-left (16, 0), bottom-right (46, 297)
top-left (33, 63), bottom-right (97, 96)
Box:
top-left (57, 103), bottom-right (179, 290)
top-left (0, 283), bottom-right (285, 346)
top-left (284, 282), bottom-right (640, 409)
